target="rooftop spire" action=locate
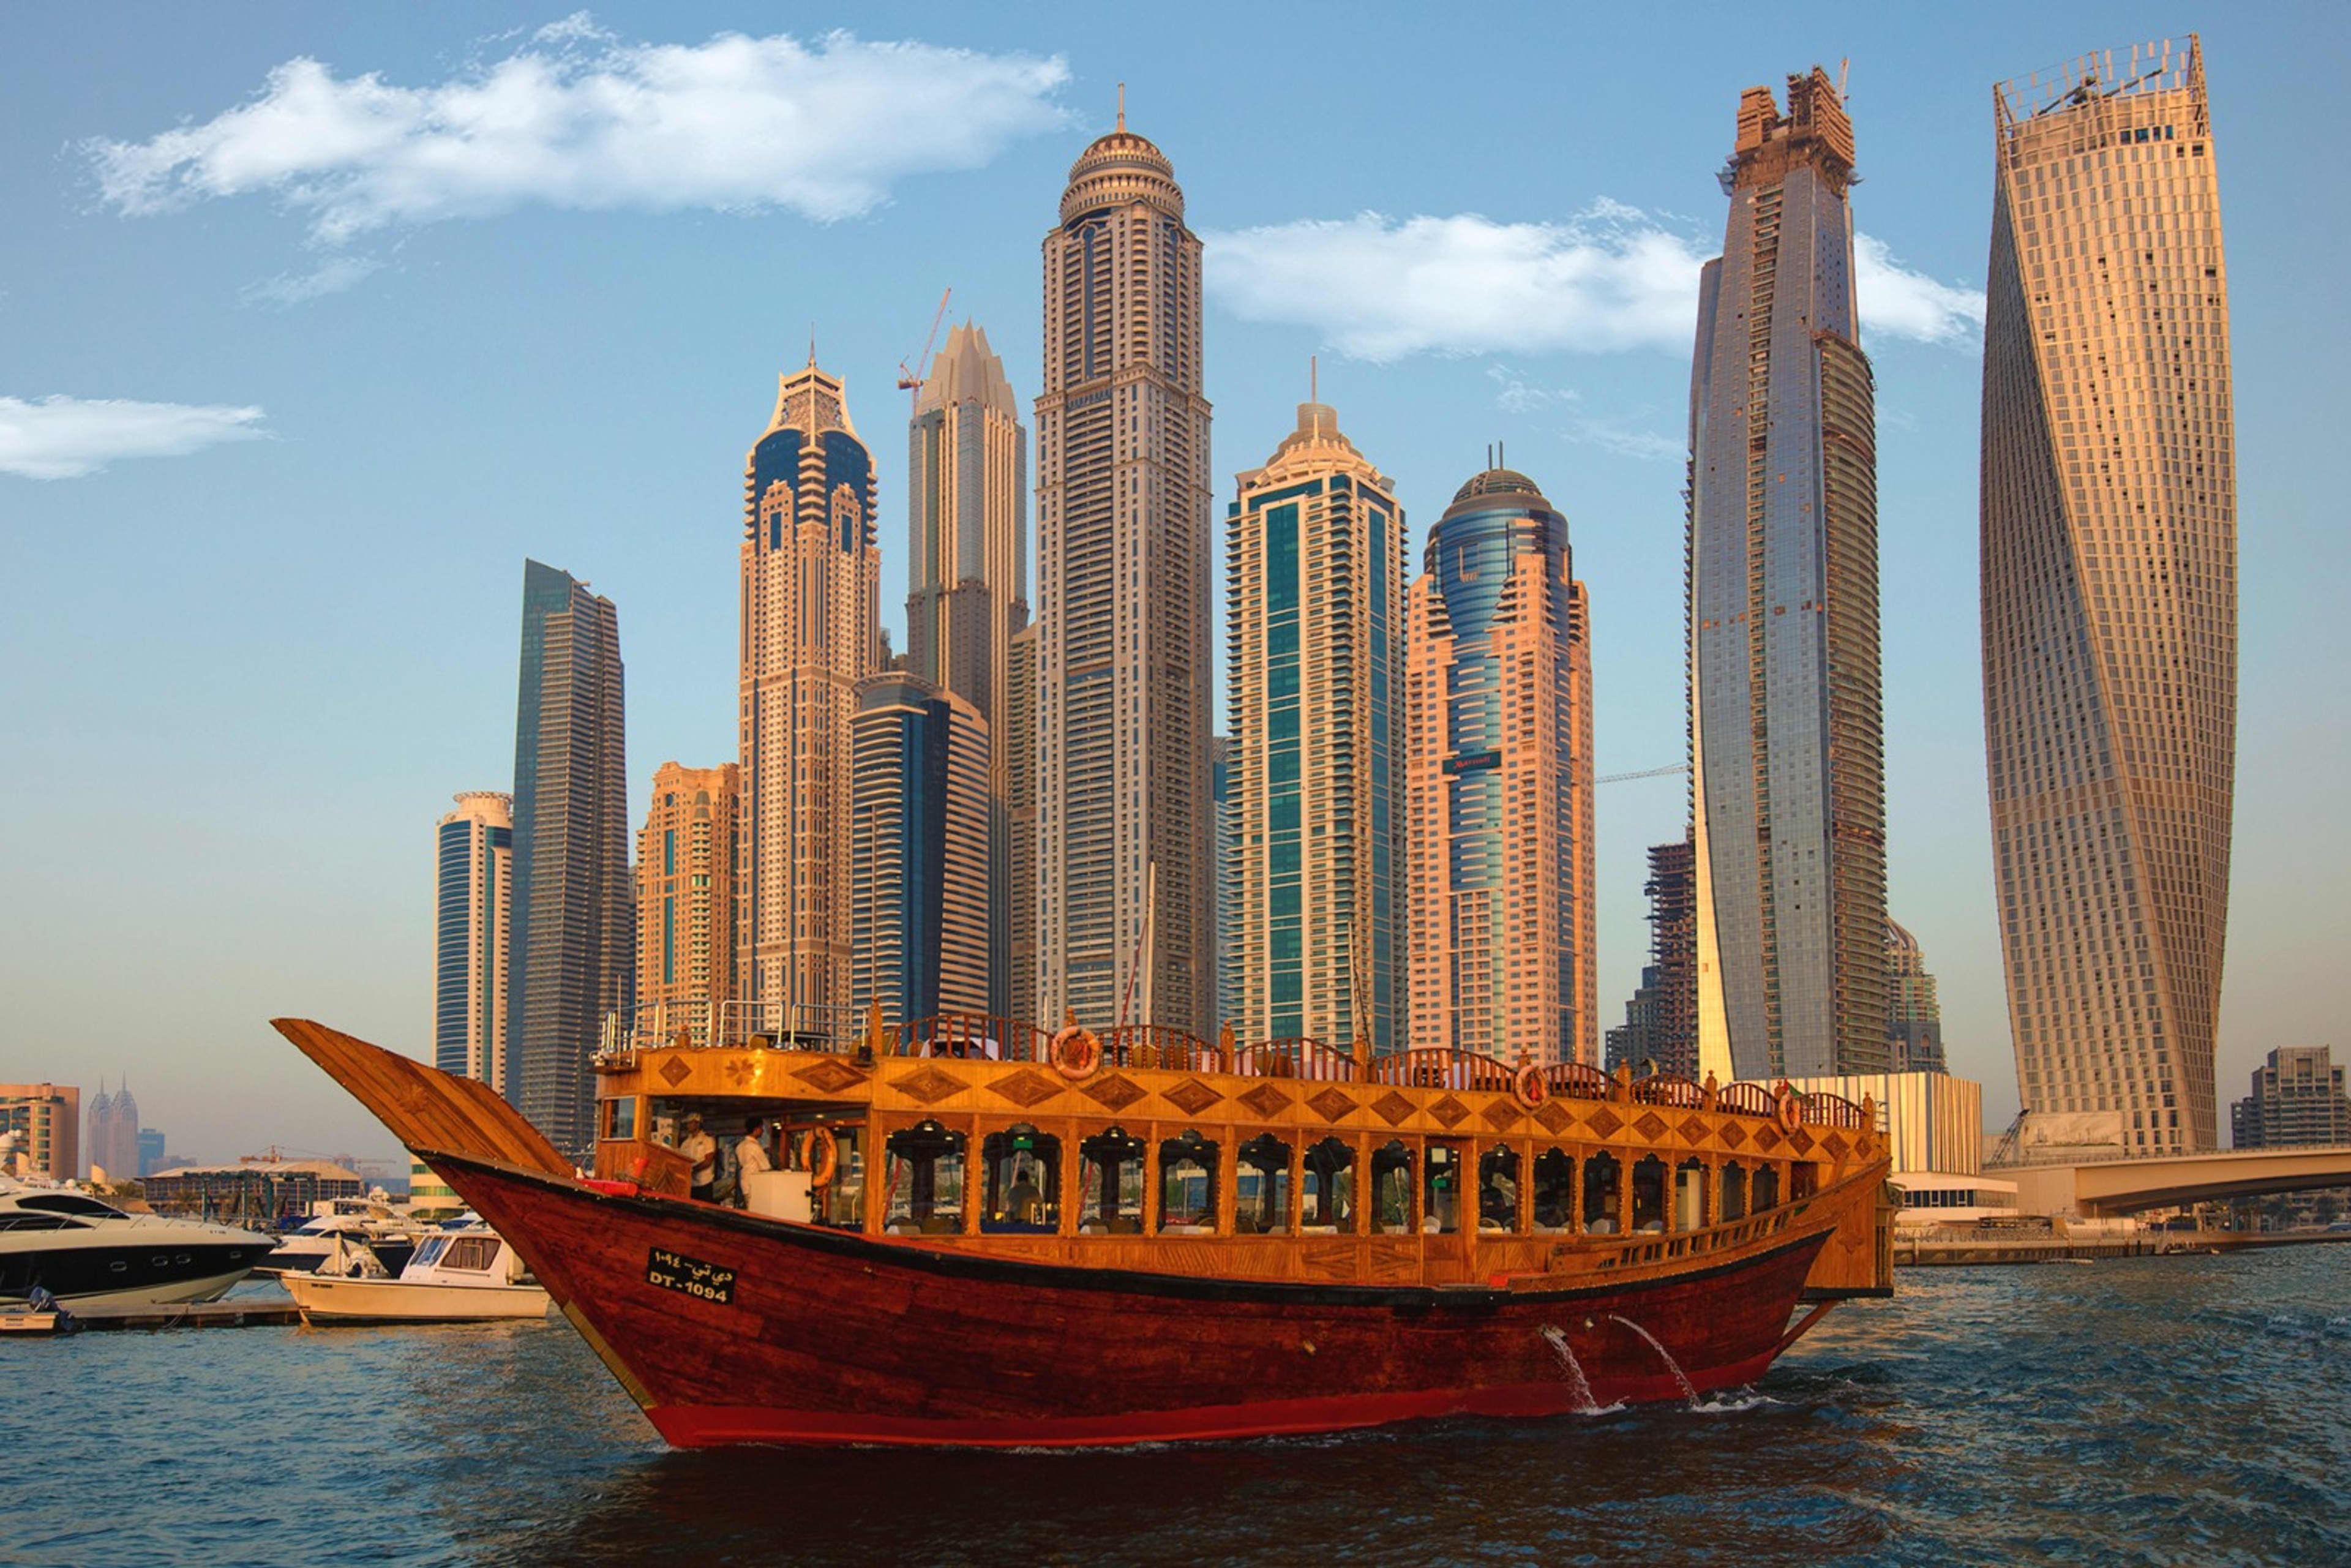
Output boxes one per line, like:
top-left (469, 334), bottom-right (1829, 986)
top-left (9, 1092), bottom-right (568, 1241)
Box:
top-left (1117, 81), bottom-right (1126, 132)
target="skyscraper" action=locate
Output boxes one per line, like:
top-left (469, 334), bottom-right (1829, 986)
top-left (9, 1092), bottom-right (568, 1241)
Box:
top-left (1983, 37), bottom-right (2234, 1154)
top-left (907, 323), bottom-right (1029, 1014)
top-left (435, 790), bottom-right (513, 1085)
top-left (1404, 467), bottom-right (1594, 1065)
top-left (509, 559), bottom-right (630, 1158)
top-left (1035, 107), bottom-right (1214, 1035)
top-left (1884, 918), bottom-right (1948, 1075)
top-left (1007, 623), bottom-right (1040, 1029)
top-left (1687, 67), bottom-right (1888, 1084)
top-left (1607, 838), bottom-right (1700, 1078)
top-left (1212, 734), bottom-right (1239, 1031)
top-left (634, 763), bottom-right (739, 1048)
top-left (1228, 399), bottom-right (1407, 1051)
top-left (84, 1078), bottom-right (138, 1182)
top-left (850, 673), bottom-right (991, 1027)
top-left (741, 358), bottom-right (880, 1041)
top-left (2231, 1047), bottom-right (2351, 1151)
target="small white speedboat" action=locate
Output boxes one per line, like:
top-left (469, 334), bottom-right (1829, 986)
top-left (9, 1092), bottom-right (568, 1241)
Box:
top-left (281, 1225), bottom-right (551, 1324)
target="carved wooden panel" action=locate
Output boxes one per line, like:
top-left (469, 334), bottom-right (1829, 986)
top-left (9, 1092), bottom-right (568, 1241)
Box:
top-left (988, 1070), bottom-right (1063, 1109)
top-left (1080, 1073), bottom-right (1147, 1112)
top-left (1163, 1078), bottom-right (1222, 1115)
top-left (893, 1066), bottom-right (963, 1106)
top-left (1237, 1083), bottom-right (1291, 1120)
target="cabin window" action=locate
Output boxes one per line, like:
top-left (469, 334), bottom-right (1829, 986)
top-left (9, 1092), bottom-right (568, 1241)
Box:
top-left (1078, 1127), bottom-right (1145, 1234)
top-left (1477, 1146), bottom-right (1520, 1232)
top-left (981, 1125), bottom-right (1060, 1234)
top-left (1674, 1158), bottom-right (1707, 1231)
top-left (1531, 1149), bottom-right (1573, 1232)
top-left (1720, 1162), bottom-right (1749, 1221)
top-left (1752, 1164), bottom-right (1781, 1212)
top-left (1237, 1134), bottom-right (1292, 1234)
top-left (1370, 1141), bottom-right (1414, 1234)
top-left (1302, 1137), bottom-right (1354, 1233)
top-left (1422, 1143), bottom-right (1462, 1234)
top-left (811, 1124), bottom-right (863, 1230)
top-left (1632, 1155), bottom-right (1668, 1233)
top-left (883, 1120), bottom-right (966, 1235)
top-left (1158, 1131), bottom-right (1218, 1232)
top-left (1791, 1163), bottom-right (1820, 1201)
top-left (599, 1097), bottom-right (637, 1141)
top-left (1582, 1150), bottom-right (1621, 1233)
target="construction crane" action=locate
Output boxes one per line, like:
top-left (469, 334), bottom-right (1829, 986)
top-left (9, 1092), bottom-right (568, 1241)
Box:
top-left (896, 287), bottom-right (953, 420)
top-left (1596, 763), bottom-right (1687, 786)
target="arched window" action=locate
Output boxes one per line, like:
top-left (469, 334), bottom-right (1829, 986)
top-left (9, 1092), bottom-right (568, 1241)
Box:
top-left (1077, 1127), bottom-right (1144, 1234)
top-left (1720, 1161), bottom-right (1749, 1222)
top-left (1632, 1155), bottom-right (1668, 1233)
top-left (1237, 1133), bottom-right (1292, 1234)
top-left (1674, 1157), bottom-right (1708, 1231)
top-left (1582, 1150), bottom-right (1621, 1233)
top-left (1752, 1163), bottom-right (1781, 1213)
top-left (1531, 1149), bottom-right (1573, 1232)
top-left (1477, 1146), bottom-right (1520, 1232)
top-left (1370, 1140), bottom-right (1415, 1234)
top-left (981, 1125), bottom-right (1060, 1234)
top-left (1303, 1137), bottom-right (1354, 1232)
top-left (1158, 1131), bottom-right (1218, 1232)
top-left (883, 1120), bottom-right (966, 1234)
top-left (1423, 1143), bottom-right (1463, 1234)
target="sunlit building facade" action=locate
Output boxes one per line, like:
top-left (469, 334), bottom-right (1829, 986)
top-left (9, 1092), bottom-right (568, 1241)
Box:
top-left (907, 323), bottom-right (1028, 1013)
top-left (1404, 468), bottom-right (1594, 1066)
top-left (1884, 918), bottom-right (1948, 1075)
top-left (1228, 400), bottom-right (1406, 1052)
top-left (634, 763), bottom-right (738, 1047)
top-left (741, 359), bottom-right (880, 1040)
top-left (1688, 67), bottom-right (1888, 1084)
top-left (1983, 37), bottom-right (2235, 1153)
top-left (1035, 110), bottom-right (1215, 1035)
top-left (1007, 623), bottom-right (1040, 1029)
top-left (0, 1083), bottom-right (79, 1181)
top-left (434, 790), bottom-right (512, 1085)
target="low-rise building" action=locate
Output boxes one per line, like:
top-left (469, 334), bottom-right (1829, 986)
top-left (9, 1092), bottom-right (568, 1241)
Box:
top-left (143, 1157), bottom-right (368, 1224)
top-left (1782, 1070), bottom-right (2012, 1223)
top-left (0, 1082), bottom-right (80, 1180)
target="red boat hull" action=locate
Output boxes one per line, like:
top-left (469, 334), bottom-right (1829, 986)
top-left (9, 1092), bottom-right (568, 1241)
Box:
top-left (429, 1150), bottom-right (1832, 1449)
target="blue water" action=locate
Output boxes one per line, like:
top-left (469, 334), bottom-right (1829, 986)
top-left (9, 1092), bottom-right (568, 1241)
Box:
top-left (6, 1246), bottom-right (2347, 1566)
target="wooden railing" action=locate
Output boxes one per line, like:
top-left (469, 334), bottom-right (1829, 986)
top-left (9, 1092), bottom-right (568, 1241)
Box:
top-left (1634, 1073), bottom-right (1706, 1109)
top-left (1717, 1082), bottom-right (1779, 1119)
top-left (1100, 1026), bottom-right (1218, 1073)
top-left (1236, 1037), bottom-right (1361, 1082)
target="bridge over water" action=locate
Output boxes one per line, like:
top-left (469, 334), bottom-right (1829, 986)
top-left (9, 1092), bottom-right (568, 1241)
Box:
top-left (2004, 1145), bottom-right (2351, 1217)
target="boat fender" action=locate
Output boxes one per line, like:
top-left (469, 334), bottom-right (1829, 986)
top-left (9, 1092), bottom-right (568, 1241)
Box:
top-left (1511, 1063), bottom-right (1548, 1111)
top-left (1774, 1084), bottom-right (1802, 1135)
top-left (1051, 1026), bottom-right (1103, 1081)
top-left (809, 1126), bottom-right (840, 1189)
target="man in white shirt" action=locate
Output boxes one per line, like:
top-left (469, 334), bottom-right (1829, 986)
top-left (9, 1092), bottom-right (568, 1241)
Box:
top-left (733, 1118), bottom-right (773, 1208)
top-left (679, 1113), bottom-right (718, 1202)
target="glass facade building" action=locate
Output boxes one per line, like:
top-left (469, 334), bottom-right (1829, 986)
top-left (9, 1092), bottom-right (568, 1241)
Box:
top-left (1884, 917), bottom-right (1948, 1075)
top-left (434, 790), bottom-right (512, 1086)
top-left (1982, 37), bottom-right (2235, 1153)
top-left (850, 673), bottom-right (991, 1027)
top-left (1404, 468), bottom-right (1594, 1066)
top-left (740, 360), bottom-right (880, 1041)
top-left (508, 560), bottom-right (629, 1160)
top-left (1687, 67), bottom-right (1888, 1084)
top-left (1035, 113), bottom-right (1215, 1035)
top-left (1227, 401), bottom-right (1406, 1052)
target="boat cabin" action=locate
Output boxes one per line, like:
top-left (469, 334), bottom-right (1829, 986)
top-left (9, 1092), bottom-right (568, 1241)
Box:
top-left (590, 1013), bottom-right (1893, 1296)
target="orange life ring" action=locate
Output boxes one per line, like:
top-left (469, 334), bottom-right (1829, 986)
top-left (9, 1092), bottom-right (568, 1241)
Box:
top-left (808, 1125), bottom-right (839, 1188)
top-left (1774, 1085), bottom-right (1802, 1135)
top-left (1511, 1062), bottom-right (1548, 1110)
top-left (1051, 1024), bottom-right (1102, 1081)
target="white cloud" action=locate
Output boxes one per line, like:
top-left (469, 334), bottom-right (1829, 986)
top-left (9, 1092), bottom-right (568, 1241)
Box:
top-left (0, 396), bottom-right (269, 479)
top-left (85, 23), bottom-right (1070, 244)
top-left (244, 255), bottom-right (384, 306)
top-left (1853, 233), bottom-right (1985, 345)
top-left (1207, 205), bottom-right (1984, 360)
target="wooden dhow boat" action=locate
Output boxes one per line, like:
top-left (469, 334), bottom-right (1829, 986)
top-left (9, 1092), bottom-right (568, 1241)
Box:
top-left (277, 1013), bottom-right (1894, 1448)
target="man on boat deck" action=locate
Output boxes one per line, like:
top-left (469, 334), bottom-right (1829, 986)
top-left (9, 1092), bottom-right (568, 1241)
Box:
top-left (680, 1114), bottom-right (718, 1203)
top-left (732, 1118), bottom-right (773, 1208)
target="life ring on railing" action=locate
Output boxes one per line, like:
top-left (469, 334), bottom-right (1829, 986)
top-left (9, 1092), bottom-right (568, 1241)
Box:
top-left (808, 1125), bottom-right (839, 1188)
top-left (1511, 1063), bottom-right (1548, 1111)
top-left (1051, 1025), bottom-right (1103, 1081)
top-left (1774, 1084), bottom-right (1802, 1135)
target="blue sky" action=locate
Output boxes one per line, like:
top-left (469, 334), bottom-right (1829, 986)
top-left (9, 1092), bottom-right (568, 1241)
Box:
top-left (4, 4), bottom-right (2344, 1169)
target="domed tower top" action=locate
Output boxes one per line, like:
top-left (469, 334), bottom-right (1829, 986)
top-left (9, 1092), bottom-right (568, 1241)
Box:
top-left (1059, 86), bottom-right (1183, 225)
top-left (1445, 467), bottom-right (1550, 512)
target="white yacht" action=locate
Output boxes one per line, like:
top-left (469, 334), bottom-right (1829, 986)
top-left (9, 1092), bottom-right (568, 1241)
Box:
top-left (281, 1225), bottom-right (551, 1324)
top-left (0, 1177), bottom-right (272, 1308)
top-left (256, 1204), bottom-right (429, 1277)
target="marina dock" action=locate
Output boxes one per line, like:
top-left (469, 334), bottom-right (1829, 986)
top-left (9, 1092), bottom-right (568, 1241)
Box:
top-left (59, 1297), bottom-right (301, 1330)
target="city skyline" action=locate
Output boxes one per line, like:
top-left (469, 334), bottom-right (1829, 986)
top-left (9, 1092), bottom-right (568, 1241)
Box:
top-left (5, 9), bottom-right (2341, 1165)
